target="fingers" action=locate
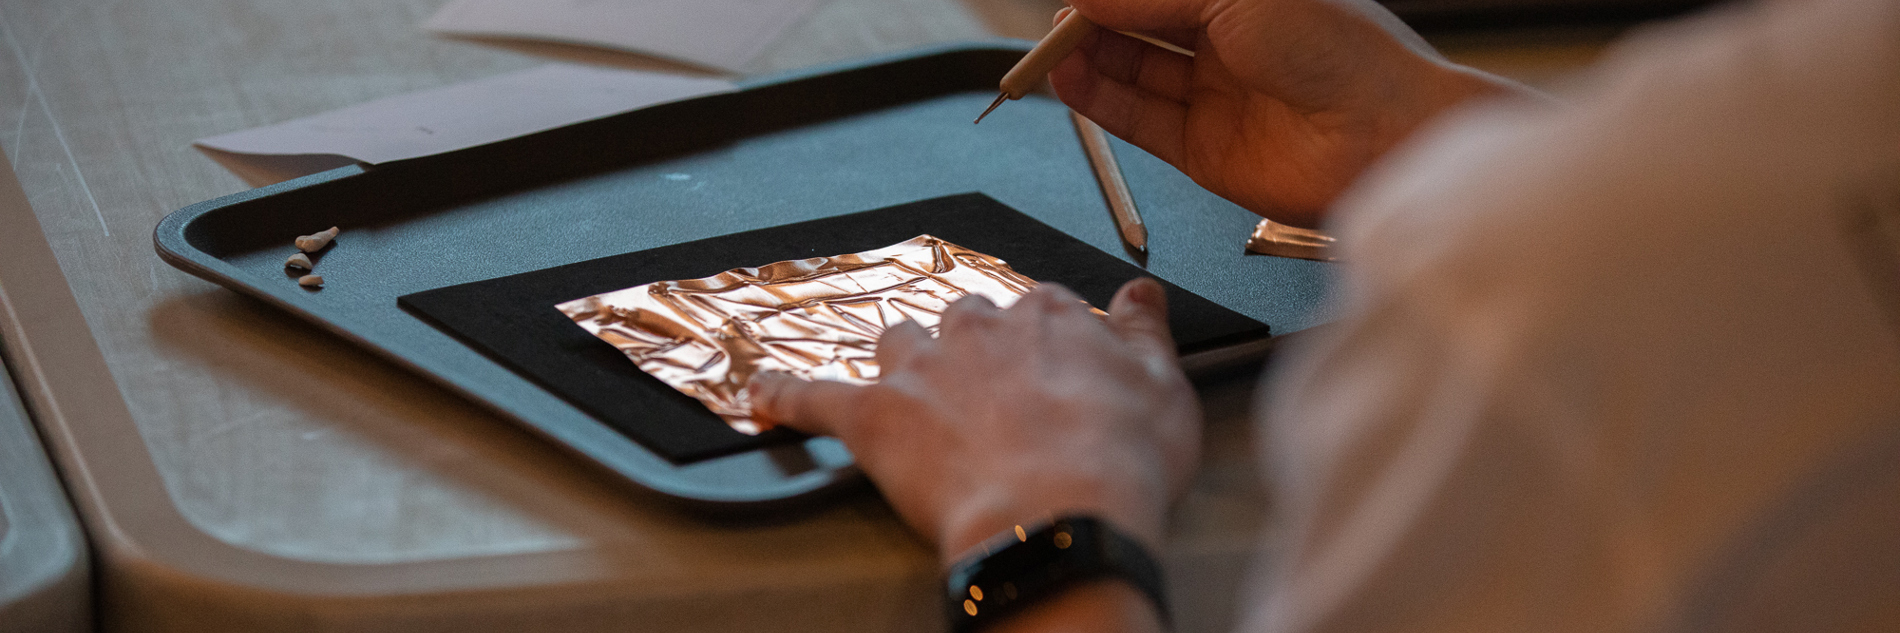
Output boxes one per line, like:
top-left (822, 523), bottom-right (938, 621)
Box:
top-left (755, 282), bottom-right (1149, 430)
top-left (1055, 7), bottom-right (1200, 60)
top-left (1085, 30), bottom-right (1195, 101)
top-left (1048, 27), bottom-right (1195, 110)
top-left (1013, 282), bottom-right (1093, 320)
top-left (937, 293), bottom-right (1001, 337)
top-left (1049, 35), bottom-right (1190, 168)
top-left (747, 372), bottom-right (869, 437)
top-left (1065, 0), bottom-right (1215, 34)
top-left (1140, 27), bottom-right (1203, 54)
top-left (876, 318), bottom-right (933, 369)
top-left (1047, 3), bottom-right (1205, 171)
top-left (1106, 277), bottom-right (1176, 358)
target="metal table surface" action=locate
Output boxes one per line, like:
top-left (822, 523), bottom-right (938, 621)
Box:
top-left (0, 0), bottom-right (1611, 630)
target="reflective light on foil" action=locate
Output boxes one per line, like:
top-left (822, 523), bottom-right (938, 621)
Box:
top-left (557, 235), bottom-right (1040, 434)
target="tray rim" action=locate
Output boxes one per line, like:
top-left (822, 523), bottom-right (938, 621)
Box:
top-left (151, 40), bottom-right (1297, 510)
top-left (153, 42), bottom-right (1045, 511)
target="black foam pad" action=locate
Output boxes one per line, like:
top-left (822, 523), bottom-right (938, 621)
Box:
top-left (399, 193), bottom-right (1268, 463)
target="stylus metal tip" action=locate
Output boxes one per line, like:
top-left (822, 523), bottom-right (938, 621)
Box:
top-left (973, 93), bottom-right (1009, 124)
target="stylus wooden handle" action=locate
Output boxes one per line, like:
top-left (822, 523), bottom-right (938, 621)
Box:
top-left (999, 10), bottom-right (1099, 100)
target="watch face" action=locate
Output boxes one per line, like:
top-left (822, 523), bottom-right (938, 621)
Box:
top-left (947, 518), bottom-right (1082, 623)
top-left (945, 517), bottom-right (1165, 632)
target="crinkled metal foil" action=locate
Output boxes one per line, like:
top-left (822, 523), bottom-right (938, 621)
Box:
top-left (557, 235), bottom-right (1039, 434)
top-left (1245, 217), bottom-right (1337, 262)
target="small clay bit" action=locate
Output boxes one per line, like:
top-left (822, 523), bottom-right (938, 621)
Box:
top-left (295, 226), bottom-right (340, 252)
top-left (285, 253), bottom-right (314, 270)
top-left (298, 274), bottom-right (324, 288)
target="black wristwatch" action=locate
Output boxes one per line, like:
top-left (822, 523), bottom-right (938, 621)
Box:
top-left (943, 515), bottom-right (1170, 633)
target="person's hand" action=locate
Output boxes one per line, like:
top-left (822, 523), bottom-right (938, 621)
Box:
top-left (1049, 0), bottom-right (1526, 226)
top-left (747, 278), bottom-right (1202, 561)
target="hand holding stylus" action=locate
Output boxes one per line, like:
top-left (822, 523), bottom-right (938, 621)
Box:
top-left (974, 10), bottom-right (1102, 124)
top-left (976, 10), bottom-right (1195, 125)
top-left (981, 9), bottom-right (1188, 254)
top-left (1041, 0), bottom-right (1526, 226)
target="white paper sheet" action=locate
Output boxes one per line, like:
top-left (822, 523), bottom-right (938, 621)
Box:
top-left (195, 64), bottom-right (734, 172)
top-left (423, 0), bottom-right (826, 72)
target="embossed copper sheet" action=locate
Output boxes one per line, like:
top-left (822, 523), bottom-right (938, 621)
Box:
top-left (557, 235), bottom-right (1040, 434)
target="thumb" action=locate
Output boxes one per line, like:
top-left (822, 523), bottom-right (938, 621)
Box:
top-left (1106, 277), bottom-right (1175, 357)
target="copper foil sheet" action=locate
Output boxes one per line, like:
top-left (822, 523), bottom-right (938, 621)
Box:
top-left (1245, 217), bottom-right (1338, 261)
top-left (557, 235), bottom-right (1040, 434)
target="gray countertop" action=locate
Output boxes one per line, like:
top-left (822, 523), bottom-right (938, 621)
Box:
top-left (0, 0), bottom-right (1611, 629)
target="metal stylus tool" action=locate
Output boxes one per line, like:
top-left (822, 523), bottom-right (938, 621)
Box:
top-left (975, 10), bottom-right (1099, 124)
top-left (975, 10), bottom-right (1195, 124)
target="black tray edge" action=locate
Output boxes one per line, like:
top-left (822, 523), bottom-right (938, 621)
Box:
top-left (150, 41), bottom-right (1279, 512)
top-left (154, 226), bottom-right (870, 513)
top-left (152, 44), bottom-right (1048, 512)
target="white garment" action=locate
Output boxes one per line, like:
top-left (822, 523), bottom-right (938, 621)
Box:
top-left (1249, 0), bottom-right (1900, 631)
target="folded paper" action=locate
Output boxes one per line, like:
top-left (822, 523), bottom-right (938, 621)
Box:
top-left (194, 64), bottom-right (734, 183)
top-left (424, 0), bottom-right (826, 72)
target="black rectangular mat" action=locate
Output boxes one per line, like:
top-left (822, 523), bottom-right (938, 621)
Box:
top-left (399, 193), bottom-right (1268, 463)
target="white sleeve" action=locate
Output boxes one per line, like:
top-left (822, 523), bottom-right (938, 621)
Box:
top-left (1243, 1), bottom-right (1900, 631)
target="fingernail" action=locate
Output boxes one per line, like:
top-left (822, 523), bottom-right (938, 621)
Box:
top-left (1131, 278), bottom-right (1163, 307)
top-left (747, 373), bottom-right (782, 420)
top-left (747, 372), bottom-right (780, 400)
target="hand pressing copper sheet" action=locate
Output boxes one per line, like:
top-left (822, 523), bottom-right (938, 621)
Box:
top-left (557, 235), bottom-right (1048, 434)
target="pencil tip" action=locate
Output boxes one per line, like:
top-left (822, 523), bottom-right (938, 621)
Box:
top-left (1125, 228), bottom-right (1149, 253)
top-left (973, 93), bottom-right (1008, 124)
